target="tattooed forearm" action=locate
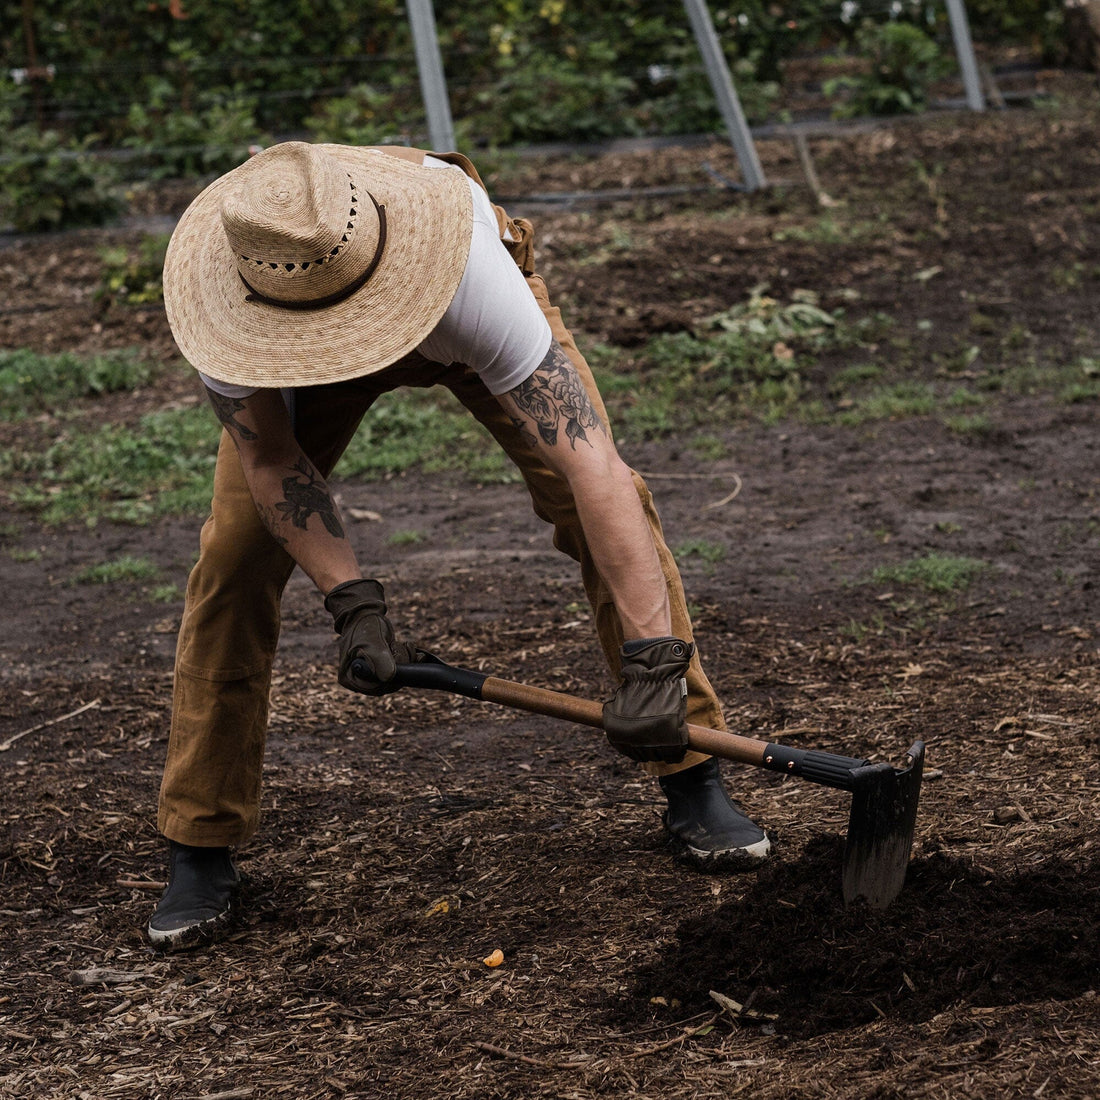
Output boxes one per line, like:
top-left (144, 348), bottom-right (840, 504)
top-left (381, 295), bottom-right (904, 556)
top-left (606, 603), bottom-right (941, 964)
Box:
top-left (510, 341), bottom-right (606, 449)
top-left (206, 388), bottom-right (258, 441)
top-left (255, 502), bottom-right (289, 548)
top-left (508, 415), bottom-right (538, 450)
top-left (272, 457), bottom-right (346, 539)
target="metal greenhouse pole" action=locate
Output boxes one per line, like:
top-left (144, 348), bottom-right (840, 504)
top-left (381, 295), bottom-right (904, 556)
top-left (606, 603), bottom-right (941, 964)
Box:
top-left (406, 0), bottom-right (456, 151)
top-left (681, 0), bottom-right (767, 191)
top-left (944, 0), bottom-right (987, 110)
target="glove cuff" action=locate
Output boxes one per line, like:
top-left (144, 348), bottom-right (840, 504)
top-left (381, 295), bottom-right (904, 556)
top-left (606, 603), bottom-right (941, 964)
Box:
top-left (324, 578), bottom-right (386, 632)
top-left (618, 636), bottom-right (694, 674)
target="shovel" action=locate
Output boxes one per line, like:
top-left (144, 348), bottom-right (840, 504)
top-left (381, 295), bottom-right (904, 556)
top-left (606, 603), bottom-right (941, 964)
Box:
top-left (376, 655), bottom-right (925, 909)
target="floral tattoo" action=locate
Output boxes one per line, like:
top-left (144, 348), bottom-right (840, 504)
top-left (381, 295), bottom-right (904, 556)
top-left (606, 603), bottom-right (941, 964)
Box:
top-left (510, 341), bottom-right (605, 449)
top-left (206, 389), bottom-right (258, 441)
top-left (275, 457), bottom-right (346, 538)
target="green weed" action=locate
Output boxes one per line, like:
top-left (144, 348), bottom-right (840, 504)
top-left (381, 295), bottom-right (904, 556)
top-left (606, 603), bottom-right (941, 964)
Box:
top-left (335, 391), bottom-right (517, 484)
top-left (673, 539), bottom-right (727, 575)
top-left (97, 235), bottom-right (171, 308)
top-left (837, 381), bottom-right (937, 424)
top-left (71, 555), bottom-right (160, 585)
top-left (601, 286), bottom-right (869, 435)
top-left (0, 349), bottom-right (157, 418)
top-left (8, 405), bottom-right (219, 525)
top-left (870, 553), bottom-right (989, 593)
top-left (387, 530), bottom-right (425, 547)
top-left (772, 214), bottom-right (886, 246)
top-left (943, 412), bottom-right (994, 438)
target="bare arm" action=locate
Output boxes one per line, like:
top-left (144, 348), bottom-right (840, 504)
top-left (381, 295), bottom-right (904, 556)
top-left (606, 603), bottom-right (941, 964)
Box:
top-left (205, 386), bottom-right (361, 596)
top-left (496, 340), bottom-right (671, 640)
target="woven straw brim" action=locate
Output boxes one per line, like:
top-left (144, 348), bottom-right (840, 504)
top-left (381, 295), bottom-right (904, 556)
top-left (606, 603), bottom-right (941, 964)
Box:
top-left (163, 146), bottom-right (473, 389)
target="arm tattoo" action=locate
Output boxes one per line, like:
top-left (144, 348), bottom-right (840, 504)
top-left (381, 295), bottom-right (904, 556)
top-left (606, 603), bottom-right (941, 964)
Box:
top-left (255, 503), bottom-right (289, 548)
top-left (274, 457), bottom-right (346, 539)
top-left (508, 415), bottom-right (538, 450)
top-left (510, 341), bottom-right (606, 450)
top-left (206, 389), bottom-right (258, 441)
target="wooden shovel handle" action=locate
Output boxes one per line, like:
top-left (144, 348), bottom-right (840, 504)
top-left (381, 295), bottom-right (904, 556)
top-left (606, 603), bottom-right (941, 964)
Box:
top-left (389, 659), bottom-right (871, 790)
top-left (479, 674), bottom-right (769, 767)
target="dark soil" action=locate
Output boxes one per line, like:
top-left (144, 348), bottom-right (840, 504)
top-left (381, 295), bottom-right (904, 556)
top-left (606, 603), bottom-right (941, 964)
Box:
top-left (2, 72), bottom-right (1099, 1098)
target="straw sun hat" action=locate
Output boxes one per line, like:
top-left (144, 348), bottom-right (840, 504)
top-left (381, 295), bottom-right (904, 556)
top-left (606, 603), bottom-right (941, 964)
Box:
top-left (163, 141), bottom-right (474, 389)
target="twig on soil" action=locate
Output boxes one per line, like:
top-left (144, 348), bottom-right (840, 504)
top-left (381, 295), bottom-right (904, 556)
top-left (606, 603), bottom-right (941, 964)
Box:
top-left (618, 1011), bottom-right (724, 1060)
top-left (474, 1011), bottom-right (724, 1070)
top-left (116, 877), bottom-right (168, 891)
top-left (69, 967), bottom-right (157, 986)
top-left (474, 1042), bottom-right (591, 1069)
top-left (636, 470), bottom-right (743, 510)
top-left (0, 698), bottom-right (101, 753)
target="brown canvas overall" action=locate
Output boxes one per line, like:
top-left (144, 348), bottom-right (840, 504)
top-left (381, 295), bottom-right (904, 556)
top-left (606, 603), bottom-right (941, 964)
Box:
top-left (158, 148), bottom-right (724, 846)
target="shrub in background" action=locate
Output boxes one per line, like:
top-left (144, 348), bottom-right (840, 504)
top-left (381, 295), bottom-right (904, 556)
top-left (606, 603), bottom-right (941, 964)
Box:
top-left (0, 77), bottom-right (121, 231)
top-left (96, 234), bottom-right (171, 310)
top-left (824, 20), bottom-right (951, 117)
top-left (123, 81), bottom-right (269, 180)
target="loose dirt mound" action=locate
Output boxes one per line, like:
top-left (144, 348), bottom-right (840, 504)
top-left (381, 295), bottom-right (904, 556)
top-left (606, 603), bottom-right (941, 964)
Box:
top-left (2, 76), bottom-right (1099, 1098)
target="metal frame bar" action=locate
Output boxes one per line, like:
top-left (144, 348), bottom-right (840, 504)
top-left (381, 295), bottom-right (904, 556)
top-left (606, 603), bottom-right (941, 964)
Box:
top-left (406, 0), bottom-right (456, 151)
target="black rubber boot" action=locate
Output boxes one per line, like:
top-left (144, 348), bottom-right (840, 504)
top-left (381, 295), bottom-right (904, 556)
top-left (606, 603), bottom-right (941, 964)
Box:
top-left (147, 841), bottom-right (240, 950)
top-left (659, 758), bottom-right (771, 871)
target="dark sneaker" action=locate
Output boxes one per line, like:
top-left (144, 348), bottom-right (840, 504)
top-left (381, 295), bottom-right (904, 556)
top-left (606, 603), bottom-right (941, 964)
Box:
top-left (659, 758), bottom-right (771, 870)
top-left (147, 841), bottom-right (240, 950)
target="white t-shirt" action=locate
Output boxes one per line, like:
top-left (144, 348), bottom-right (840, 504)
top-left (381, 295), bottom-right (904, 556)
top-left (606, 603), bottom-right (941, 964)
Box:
top-left (200, 157), bottom-right (552, 399)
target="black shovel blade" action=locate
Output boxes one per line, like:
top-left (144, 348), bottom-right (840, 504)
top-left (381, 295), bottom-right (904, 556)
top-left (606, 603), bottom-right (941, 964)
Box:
top-left (841, 741), bottom-right (925, 909)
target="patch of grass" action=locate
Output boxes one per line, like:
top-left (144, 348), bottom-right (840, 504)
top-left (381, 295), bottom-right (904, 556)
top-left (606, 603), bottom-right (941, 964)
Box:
top-left (772, 213), bottom-right (887, 246)
top-left (0, 348), bottom-right (157, 418)
top-left (6, 405), bottom-right (220, 525)
top-left (830, 362), bottom-right (883, 392)
top-left (335, 390), bottom-right (517, 484)
top-left (96, 234), bottom-right (170, 309)
top-left (690, 433), bottom-right (729, 462)
top-left (837, 381), bottom-right (937, 424)
top-left (387, 530), bottom-right (425, 546)
top-left (673, 539), bottom-right (726, 574)
top-left (71, 555), bottom-right (160, 585)
top-left (839, 612), bottom-right (886, 642)
top-left (870, 553), bottom-right (989, 593)
top-left (8, 547), bottom-right (41, 562)
top-left (943, 412), bottom-right (994, 438)
top-left (1058, 357), bottom-right (1100, 404)
top-left (596, 286), bottom-right (875, 435)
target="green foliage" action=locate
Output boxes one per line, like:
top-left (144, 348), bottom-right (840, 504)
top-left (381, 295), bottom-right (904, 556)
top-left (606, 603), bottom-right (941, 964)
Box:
top-left (7, 405), bottom-right (219, 525)
top-left (0, 349), bottom-right (157, 417)
top-left (673, 538), bottom-right (727, 574)
top-left (963, 0), bottom-right (1066, 60)
top-left (305, 83), bottom-right (420, 146)
top-left (0, 83), bottom-right (122, 231)
top-left (870, 553), bottom-right (989, 593)
top-left (96, 234), bottom-right (171, 308)
top-left (471, 39), bottom-right (643, 145)
top-left (334, 390), bottom-right (517, 483)
top-left (825, 20), bottom-right (950, 118)
top-left (6, 0), bottom-right (1062, 163)
top-left (122, 85), bottom-right (269, 179)
top-left (71, 555), bottom-right (160, 585)
top-left (603, 286), bottom-right (861, 434)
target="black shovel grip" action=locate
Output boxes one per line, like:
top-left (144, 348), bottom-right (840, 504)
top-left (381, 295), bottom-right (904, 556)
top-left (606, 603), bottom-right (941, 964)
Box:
top-left (761, 743), bottom-right (871, 791)
top-left (389, 658), bottom-right (488, 699)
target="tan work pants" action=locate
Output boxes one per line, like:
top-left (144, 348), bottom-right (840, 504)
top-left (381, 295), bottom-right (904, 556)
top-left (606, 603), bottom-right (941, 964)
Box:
top-left (158, 199), bottom-right (723, 847)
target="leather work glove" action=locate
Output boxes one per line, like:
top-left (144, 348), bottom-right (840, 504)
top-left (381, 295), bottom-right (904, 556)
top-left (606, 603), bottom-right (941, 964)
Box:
top-left (324, 578), bottom-right (418, 696)
top-left (602, 636), bottom-right (695, 763)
